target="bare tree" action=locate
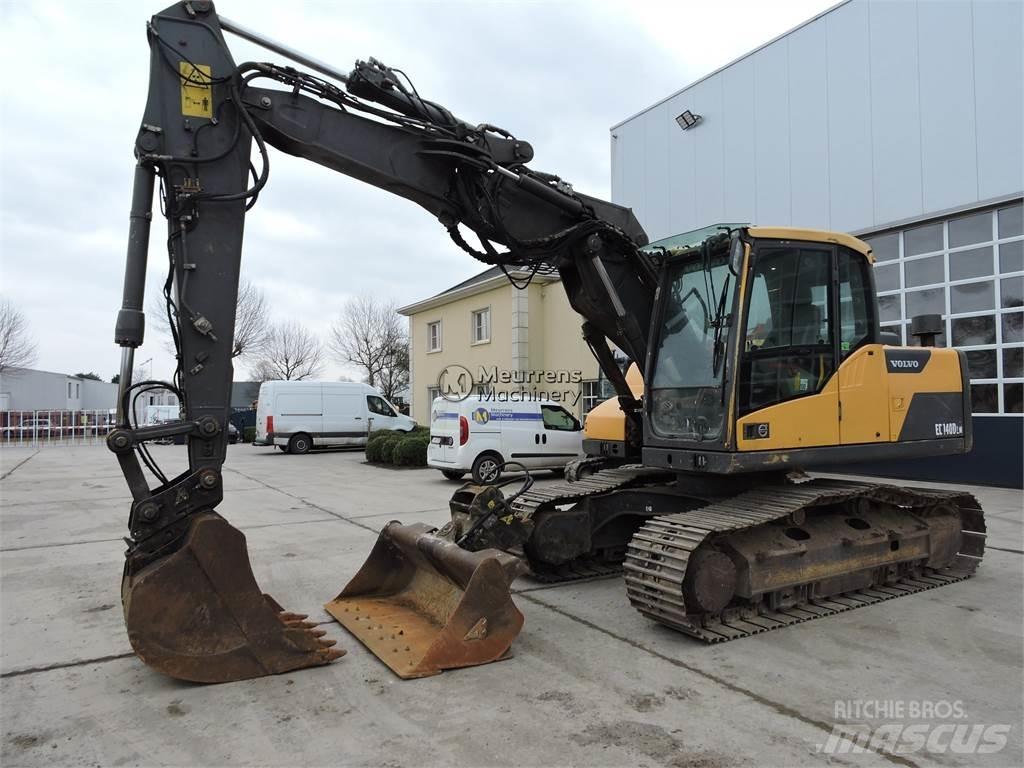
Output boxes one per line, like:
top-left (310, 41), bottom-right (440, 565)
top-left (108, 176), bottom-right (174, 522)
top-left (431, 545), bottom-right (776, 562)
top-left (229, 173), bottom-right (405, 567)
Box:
top-left (329, 296), bottom-right (409, 402)
top-left (230, 279), bottom-right (271, 359)
top-left (0, 298), bottom-right (38, 374)
top-left (149, 277), bottom-right (270, 359)
top-left (249, 320), bottom-right (325, 381)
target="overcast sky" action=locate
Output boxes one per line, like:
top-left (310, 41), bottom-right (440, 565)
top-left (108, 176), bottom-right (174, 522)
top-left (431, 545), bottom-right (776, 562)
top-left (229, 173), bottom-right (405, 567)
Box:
top-left (0, 0), bottom-right (835, 382)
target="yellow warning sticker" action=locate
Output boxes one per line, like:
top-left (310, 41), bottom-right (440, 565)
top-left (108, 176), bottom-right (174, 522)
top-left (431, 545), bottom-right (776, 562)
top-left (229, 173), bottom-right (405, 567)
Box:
top-left (179, 62), bottom-right (213, 118)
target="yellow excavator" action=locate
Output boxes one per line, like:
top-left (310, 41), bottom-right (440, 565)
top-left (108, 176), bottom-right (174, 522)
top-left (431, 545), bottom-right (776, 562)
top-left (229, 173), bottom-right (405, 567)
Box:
top-left (110, 3), bottom-right (984, 683)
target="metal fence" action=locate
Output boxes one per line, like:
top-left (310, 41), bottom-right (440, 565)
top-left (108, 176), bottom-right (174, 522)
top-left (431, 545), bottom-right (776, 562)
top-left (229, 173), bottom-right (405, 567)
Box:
top-left (0, 410), bottom-right (118, 446)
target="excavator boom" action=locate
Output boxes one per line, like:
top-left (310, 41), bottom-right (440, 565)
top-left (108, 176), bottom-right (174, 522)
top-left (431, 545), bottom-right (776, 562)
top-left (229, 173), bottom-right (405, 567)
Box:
top-left (112, 1), bottom-right (652, 682)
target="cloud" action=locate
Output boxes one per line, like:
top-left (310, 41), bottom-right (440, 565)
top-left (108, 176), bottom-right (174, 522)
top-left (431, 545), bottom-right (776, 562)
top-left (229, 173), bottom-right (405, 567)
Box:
top-left (0, 0), bottom-right (835, 383)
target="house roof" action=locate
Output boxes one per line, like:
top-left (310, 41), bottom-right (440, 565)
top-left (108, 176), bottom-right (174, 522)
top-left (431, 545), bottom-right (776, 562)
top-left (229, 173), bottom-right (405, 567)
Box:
top-left (397, 265), bottom-right (560, 316)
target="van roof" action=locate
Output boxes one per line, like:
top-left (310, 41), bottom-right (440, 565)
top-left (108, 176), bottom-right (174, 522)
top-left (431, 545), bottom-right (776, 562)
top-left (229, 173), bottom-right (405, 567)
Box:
top-left (259, 380), bottom-right (375, 391)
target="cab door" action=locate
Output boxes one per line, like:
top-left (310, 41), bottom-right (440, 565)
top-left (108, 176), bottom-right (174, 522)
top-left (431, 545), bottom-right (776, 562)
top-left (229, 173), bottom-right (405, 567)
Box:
top-left (835, 248), bottom-right (889, 444)
top-left (735, 244), bottom-right (840, 450)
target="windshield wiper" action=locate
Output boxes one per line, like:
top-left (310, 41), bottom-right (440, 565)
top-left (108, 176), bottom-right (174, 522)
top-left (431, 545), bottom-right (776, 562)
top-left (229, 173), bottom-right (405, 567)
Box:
top-left (664, 286), bottom-right (711, 335)
top-left (711, 274), bottom-right (731, 379)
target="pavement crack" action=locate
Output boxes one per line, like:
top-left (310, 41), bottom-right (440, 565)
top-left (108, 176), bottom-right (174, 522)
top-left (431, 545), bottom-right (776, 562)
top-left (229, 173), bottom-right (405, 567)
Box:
top-left (1, 652), bottom-right (136, 679)
top-left (986, 545), bottom-right (1024, 555)
top-left (0, 518), bottom-right (350, 553)
top-left (519, 591), bottom-right (922, 768)
top-left (0, 450), bottom-right (40, 481)
top-left (223, 467), bottom-right (380, 533)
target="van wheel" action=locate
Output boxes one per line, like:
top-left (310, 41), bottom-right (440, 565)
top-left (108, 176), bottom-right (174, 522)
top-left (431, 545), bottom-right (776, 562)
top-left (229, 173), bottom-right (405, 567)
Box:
top-left (471, 453), bottom-right (502, 484)
top-left (288, 433), bottom-right (312, 455)
top-left (441, 470), bottom-right (464, 481)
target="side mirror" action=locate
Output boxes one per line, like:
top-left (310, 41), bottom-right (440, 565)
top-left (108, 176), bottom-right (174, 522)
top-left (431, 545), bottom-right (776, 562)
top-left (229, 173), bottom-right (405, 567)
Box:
top-left (729, 234), bottom-right (745, 276)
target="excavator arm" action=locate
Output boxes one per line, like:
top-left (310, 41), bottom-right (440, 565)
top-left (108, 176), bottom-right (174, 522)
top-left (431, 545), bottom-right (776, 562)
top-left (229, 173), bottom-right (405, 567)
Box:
top-left (112, 1), bottom-right (653, 682)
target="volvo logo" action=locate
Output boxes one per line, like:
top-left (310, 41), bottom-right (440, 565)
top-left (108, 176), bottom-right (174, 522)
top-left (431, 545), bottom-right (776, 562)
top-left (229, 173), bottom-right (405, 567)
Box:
top-left (886, 350), bottom-right (931, 373)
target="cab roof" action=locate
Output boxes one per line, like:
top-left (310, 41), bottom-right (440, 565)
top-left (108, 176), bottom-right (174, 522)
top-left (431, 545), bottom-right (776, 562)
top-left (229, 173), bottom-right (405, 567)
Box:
top-left (747, 227), bottom-right (874, 263)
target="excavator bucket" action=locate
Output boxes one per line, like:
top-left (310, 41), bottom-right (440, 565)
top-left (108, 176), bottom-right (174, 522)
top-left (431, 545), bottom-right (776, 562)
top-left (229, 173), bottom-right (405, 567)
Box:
top-left (326, 522), bottom-right (526, 679)
top-left (122, 512), bottom-right (345, 683)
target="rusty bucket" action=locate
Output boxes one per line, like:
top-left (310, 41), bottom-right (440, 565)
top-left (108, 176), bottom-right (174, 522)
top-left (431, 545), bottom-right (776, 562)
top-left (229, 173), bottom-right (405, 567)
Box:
top-left (325, 522), bottom-right (526, 679)
top-left (122, 512), bottom-right (345, 683)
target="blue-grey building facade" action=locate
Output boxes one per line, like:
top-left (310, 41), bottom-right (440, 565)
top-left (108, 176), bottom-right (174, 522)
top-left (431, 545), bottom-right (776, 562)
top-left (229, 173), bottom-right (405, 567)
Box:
top-left (611, 0), bottom-right (1023, 486)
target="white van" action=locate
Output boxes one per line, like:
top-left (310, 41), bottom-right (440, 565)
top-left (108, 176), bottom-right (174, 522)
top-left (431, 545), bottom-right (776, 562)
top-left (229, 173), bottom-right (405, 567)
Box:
top-left (427, 395), bottom-right (585, 482)
top-left (254, 381), bottom-right (415, 454)
top-left (143, 404), bottom-right (180, 425)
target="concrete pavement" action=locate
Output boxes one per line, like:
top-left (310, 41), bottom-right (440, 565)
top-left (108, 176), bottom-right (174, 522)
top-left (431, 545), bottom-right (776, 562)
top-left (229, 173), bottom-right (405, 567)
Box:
top-left (1, 444), bottom-right (1021, 767)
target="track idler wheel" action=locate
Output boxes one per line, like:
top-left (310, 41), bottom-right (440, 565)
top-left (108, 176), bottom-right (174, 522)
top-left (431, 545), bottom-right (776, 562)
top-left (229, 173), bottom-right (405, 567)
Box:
top-left (122, 512), bottom-right (345, 683)
top-left (326, 522), bottom-right (526, 679)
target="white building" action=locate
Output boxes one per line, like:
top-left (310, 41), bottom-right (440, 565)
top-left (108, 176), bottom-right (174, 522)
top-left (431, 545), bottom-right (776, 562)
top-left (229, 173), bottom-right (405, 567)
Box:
top-left (0, 368), bottom-right (119, 411)
top-left (611, 0), bottom-right (1022, 487)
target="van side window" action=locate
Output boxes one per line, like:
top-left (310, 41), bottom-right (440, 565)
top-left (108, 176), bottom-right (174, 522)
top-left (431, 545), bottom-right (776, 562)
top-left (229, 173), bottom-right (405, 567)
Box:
top-left (541, 405), bottom-right (580, 431)
top-left (367, 395), bottom-right (396, 417)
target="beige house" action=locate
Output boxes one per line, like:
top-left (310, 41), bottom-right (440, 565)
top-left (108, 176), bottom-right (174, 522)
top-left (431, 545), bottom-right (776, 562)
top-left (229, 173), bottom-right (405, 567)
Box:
top-left (399, 267), bottom-right (616, 423)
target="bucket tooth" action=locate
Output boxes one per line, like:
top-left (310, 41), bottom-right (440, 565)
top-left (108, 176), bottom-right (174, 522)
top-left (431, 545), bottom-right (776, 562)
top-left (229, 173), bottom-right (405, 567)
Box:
top-left (122, 512), bottom-right (344, 684)
top-left (326, 522), bottom-right (526, 679)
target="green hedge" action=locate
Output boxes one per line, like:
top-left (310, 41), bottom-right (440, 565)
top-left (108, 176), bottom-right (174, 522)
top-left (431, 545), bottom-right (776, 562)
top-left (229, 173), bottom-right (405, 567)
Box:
top-left (366, 427), bottom-right (429, 467)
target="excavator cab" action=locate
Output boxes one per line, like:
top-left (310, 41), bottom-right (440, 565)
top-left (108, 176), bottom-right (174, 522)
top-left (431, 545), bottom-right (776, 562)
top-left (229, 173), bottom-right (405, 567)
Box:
top-left (643, 226), bottom-right (971, 468)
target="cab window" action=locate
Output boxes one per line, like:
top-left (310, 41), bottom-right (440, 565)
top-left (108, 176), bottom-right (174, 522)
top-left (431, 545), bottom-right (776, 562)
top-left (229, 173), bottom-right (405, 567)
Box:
top-left (367, 395), bottom-right (396, 417)
top-left (541, 405), bottom-right (580, 431)
top-left (739, 247), bottom-right (835, 414)
top-left (838, 248), bottom-right (874, 357)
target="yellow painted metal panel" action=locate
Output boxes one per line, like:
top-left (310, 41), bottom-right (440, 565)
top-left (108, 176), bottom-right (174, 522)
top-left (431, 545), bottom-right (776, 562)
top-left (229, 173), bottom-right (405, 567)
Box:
top-left (838, 345), bottom-right (890, 444)
top-left (748, 227), bottom-right (874, 262)
top-left (737, 377), bottom-right (840, 451)
top-left (887, 347), bottom-right (964, 440)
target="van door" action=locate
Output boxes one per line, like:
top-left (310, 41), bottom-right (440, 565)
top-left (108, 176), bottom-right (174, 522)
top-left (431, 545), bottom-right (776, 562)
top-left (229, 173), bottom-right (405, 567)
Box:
top-left (496, 404), bottom-right (546, 469)
top-left (366, 394), bottom-right (401, 433)
top-left (540, 404), bottom-right (584, 465)
top-left (429, 401), bottom-right (458, 463)
top-left (323, 390), bottom-right (363, 446)
top-left (277, 388), bottom-right (323, 443)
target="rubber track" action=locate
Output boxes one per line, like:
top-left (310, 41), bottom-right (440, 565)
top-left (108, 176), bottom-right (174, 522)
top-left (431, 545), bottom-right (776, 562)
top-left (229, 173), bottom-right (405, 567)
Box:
top-left (624, 479), bottom-right (985, 642)
top-left (511, 465), bottom-right (672, 583)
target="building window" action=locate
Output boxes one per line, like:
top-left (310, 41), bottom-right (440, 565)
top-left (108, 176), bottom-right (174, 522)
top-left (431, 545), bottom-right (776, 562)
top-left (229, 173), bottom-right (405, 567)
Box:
top-left (427, 321), bottom-right (442, 352)
top-left (865, 200), bottom-right (1023, 415)
top-left (75, 383), bottom-right (80, 398)
top-left (427, 386), bottom-right (441, 405)
top-left (585, 380), bottom-right (606, 415)
top-left (471, 308), bottom-right (490, 344)
top-left (67, 382), bottom-right (72, 398)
